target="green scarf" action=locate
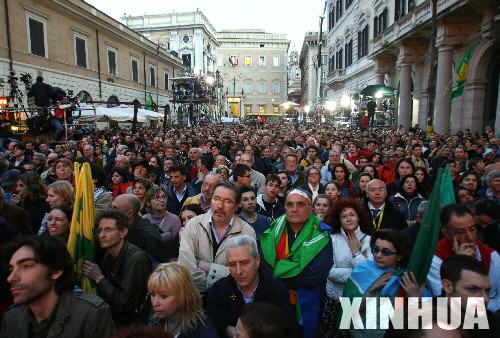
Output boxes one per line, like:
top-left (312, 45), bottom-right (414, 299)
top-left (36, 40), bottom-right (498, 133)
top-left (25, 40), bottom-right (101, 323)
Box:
top-left (260, 214), bottom-right (330, 278)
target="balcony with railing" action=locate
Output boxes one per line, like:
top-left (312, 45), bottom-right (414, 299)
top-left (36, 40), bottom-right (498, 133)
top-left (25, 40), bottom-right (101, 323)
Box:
top-left (371, 0), bottom-right (465, 55)
top-left (326, 69), bottom-right (346, 86)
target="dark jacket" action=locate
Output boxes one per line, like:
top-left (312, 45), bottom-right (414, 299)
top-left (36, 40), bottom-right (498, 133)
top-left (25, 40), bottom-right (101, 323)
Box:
top-left (27, 81), bottom-right (52, 107)
top-left (149, 315), bottom-right (219, 338)
top-left (207, 269), bottom-right (291, 337)
top-left (165, 182), bottom-right (198, 216)
top-left (0, 290), bottom-right (115, 338)
top-left (97, 241), bottom-right (150, 326)
top-left (388, 192), bottom-right (425, 222)
top-left (0, 202), bottom-right (32, 235)
top-left (364, 199), bottom-right (407, 231)
top-left (300, 183), bottom-right (326, 197)
top-left (128, 217), bottom-right (171, 262)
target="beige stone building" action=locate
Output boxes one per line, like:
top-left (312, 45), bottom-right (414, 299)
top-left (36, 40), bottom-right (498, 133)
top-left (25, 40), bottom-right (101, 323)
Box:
top-left (299, 32), bottom-right (328, 110)
top-left (0, 0), bottom-right (184, 114)
top-left (122, 11), bottom-right (219, 76)
top-left (216, 30), bottom-right (290, 119)
top-left (325, 0), bottom-right (500, 134)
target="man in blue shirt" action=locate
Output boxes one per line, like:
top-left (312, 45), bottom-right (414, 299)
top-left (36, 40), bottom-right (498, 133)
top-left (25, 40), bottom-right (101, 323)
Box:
top-left (238, 186), bottom-right (270, 237)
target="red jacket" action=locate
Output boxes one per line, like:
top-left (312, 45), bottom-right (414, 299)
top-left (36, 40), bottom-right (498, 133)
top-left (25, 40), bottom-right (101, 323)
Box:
top-left (378, 163), bottom-right (396, 184)
top-left (112, 182), bottom-right (133, 198)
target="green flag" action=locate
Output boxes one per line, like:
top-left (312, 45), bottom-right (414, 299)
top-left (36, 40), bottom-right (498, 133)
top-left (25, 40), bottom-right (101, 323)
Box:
top-left (145, 93), bottom-right (154, 111)
top-left (449, 44), bottom-right (474, 102)
top-left (407, 165), bottom-right (456, 284)
top-left (67, 162), bottom-right (96, 293)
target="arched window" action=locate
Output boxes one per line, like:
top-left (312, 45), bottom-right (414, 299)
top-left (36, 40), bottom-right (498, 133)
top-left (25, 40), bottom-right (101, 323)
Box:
top-left (107, 95), bottom-right (119, 107)
top-left (76, 90), bottom-right (93, 103)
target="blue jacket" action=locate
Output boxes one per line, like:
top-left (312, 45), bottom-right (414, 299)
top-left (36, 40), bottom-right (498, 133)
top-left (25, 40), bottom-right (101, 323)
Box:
top-left (388, 192), bottom-right (425, 222)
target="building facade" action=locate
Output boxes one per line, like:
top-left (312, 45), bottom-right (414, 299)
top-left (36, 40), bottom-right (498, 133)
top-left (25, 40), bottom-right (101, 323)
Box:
top-left (299, 32), bottom-right (328, 109)
top-left (216, 30), bottom-right (290, 118)
top-left (325, 0), bottom-right (500, 134)
top-left (0, 0), bottom-right (184, 113)
top-left (287, 50), bottom-right (302, 103)
top-left (122, 11), bottom-right (219, 76)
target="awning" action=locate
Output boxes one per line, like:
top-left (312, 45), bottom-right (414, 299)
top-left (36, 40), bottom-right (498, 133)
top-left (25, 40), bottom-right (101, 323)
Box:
top-left (360, 85), bottom-right (396, 97)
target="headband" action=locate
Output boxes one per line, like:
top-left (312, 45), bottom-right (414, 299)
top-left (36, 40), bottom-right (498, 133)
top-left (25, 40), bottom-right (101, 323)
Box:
top-left (288, 189), bottom-right (312, 203)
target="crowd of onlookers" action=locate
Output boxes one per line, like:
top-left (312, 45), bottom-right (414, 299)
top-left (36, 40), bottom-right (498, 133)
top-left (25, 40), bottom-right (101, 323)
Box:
top-left (0, 122), bottom-right (499, 338)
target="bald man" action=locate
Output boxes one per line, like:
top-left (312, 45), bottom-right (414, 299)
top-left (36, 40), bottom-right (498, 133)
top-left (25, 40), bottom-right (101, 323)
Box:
top-left (112, 194), bottom-right (169, 262)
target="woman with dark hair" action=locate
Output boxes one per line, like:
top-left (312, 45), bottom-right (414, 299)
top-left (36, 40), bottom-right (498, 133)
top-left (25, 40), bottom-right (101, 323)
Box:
top-left (110, 167), bottom-right (133, 198)
top-left (386, 158), bottom-right (415, 195)
top-left (355, 173), bottom-right (373, 204)
top-left (143, 185), bottom-right (181, 245)
top-left (325, 181), bottom-right (341, 205)
top-left (323, 199), bottom-right (373, 338)
top-left (343, 229), bottom-right (423, 338)
top-left (389, 174), bottom-right (426, 226)
top-left (362, 164), bottom-right (378, 179)
top-left (54, 158), bottom-right (74, 183)
top-left (414, 167), bottom-right (432, 198)
top-left (332, 163), bottom-right (355, 198)
top-left (132, 178), bottom-right (154, 216)
top-left (44, 205), bottom-right (73, 244)
top-left (13, 172), bottom-right (50, 233)
top-left (179, 204), bottom-right (205, 228)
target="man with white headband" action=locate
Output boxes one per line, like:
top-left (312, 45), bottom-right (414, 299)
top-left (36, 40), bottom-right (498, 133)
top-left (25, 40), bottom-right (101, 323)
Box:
top-left (259, 188), bottom-right (333, 338)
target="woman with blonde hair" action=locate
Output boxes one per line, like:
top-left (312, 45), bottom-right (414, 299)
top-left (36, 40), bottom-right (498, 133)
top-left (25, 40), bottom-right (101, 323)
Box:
top-left (148, 262), bottom-right (218, 338)
top-left (38, 180), bottom-right (75, 235)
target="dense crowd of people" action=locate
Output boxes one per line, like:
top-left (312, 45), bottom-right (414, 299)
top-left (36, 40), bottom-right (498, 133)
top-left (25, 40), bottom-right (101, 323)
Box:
top-left (0, 121), bottom-right (499, 338)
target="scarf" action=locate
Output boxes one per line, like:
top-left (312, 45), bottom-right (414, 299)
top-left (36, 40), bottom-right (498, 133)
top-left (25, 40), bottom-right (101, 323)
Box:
top-left (260, 214), bottom-right (330, 278)
top-left (260, 214), bottom-right (330, 338)
top-left (93, 187), bottom-right (107, 202)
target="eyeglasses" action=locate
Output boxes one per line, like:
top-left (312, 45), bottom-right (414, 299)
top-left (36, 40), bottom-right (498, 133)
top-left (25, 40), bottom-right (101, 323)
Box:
top-left (371, 246), bottom-right (397, 256)
top-left (212, 196), bottom-right (235, 207)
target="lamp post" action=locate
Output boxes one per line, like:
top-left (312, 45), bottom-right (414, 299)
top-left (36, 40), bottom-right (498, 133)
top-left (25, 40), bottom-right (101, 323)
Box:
top-left (215, 69), bottom-right (220, 122)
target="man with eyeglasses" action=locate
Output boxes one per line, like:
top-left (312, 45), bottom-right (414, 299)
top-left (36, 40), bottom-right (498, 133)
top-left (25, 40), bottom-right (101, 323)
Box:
top-left (232, 164), bottom-right (253, 189)
top-left (83, 210), bottom-right (150, 326)
top-left (364, 179), bottom-right (406, 232)
top-left (260, 189), bottom-right (333, 338)
top-left (178, 182), bottom-right (256, 293)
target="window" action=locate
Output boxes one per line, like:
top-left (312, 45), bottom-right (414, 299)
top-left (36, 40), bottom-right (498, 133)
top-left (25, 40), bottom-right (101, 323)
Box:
top-left (346, 0), bottom-right (353, 10)
top-left (329, 55), bottom-right (335, 72)
top-left (273, 106), bottom-right (279, 113)
top-left (321, 55), bottom-right (328, 65)
top-left (164, 72), bottom-right (169, 90)
top-left (358, 25), bottom-right (369, 59)
top-left (107, 47), bottom-right (117, 75)
top-left (336, 49), bottom-right (343, 69)
top-left (258, 56), bottom-right (266, 66)
top-left (150, 65), bottom-right (156, 87)
top-left (374, 9), bottom-right (388, 38)
top-left (131, 58), bottom-right (139, 82)
top-left (335, 0), bottom-right (343, 21)
top-left (244, 56), bottom-right (252, 66)
top-left (258, 80), bottom-right (267, 94)
top-left (245, 105), bottom-right (252, 114)
top-left (74, 34), bottom-right (87, 68)
top-left (272, 80), bottom-right (281, 94)
top-left (329, 7), bottom-right (335, 30)
top-left (345, 40), bottom-right (353, 67)
top-left (244, 81), bottom-right (252, 94)
top-left (395, 0), bottom-right (407, 21)
top-left (26, 14), bottom-right (47, 57)
top-left (259, 105), bottom-right (266, 114)
top-left (272, 56), bottom-right (280, 67)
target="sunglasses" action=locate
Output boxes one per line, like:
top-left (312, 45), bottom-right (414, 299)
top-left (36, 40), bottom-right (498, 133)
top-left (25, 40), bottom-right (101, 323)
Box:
top-left (371, 246), bottom-right (397, 256)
